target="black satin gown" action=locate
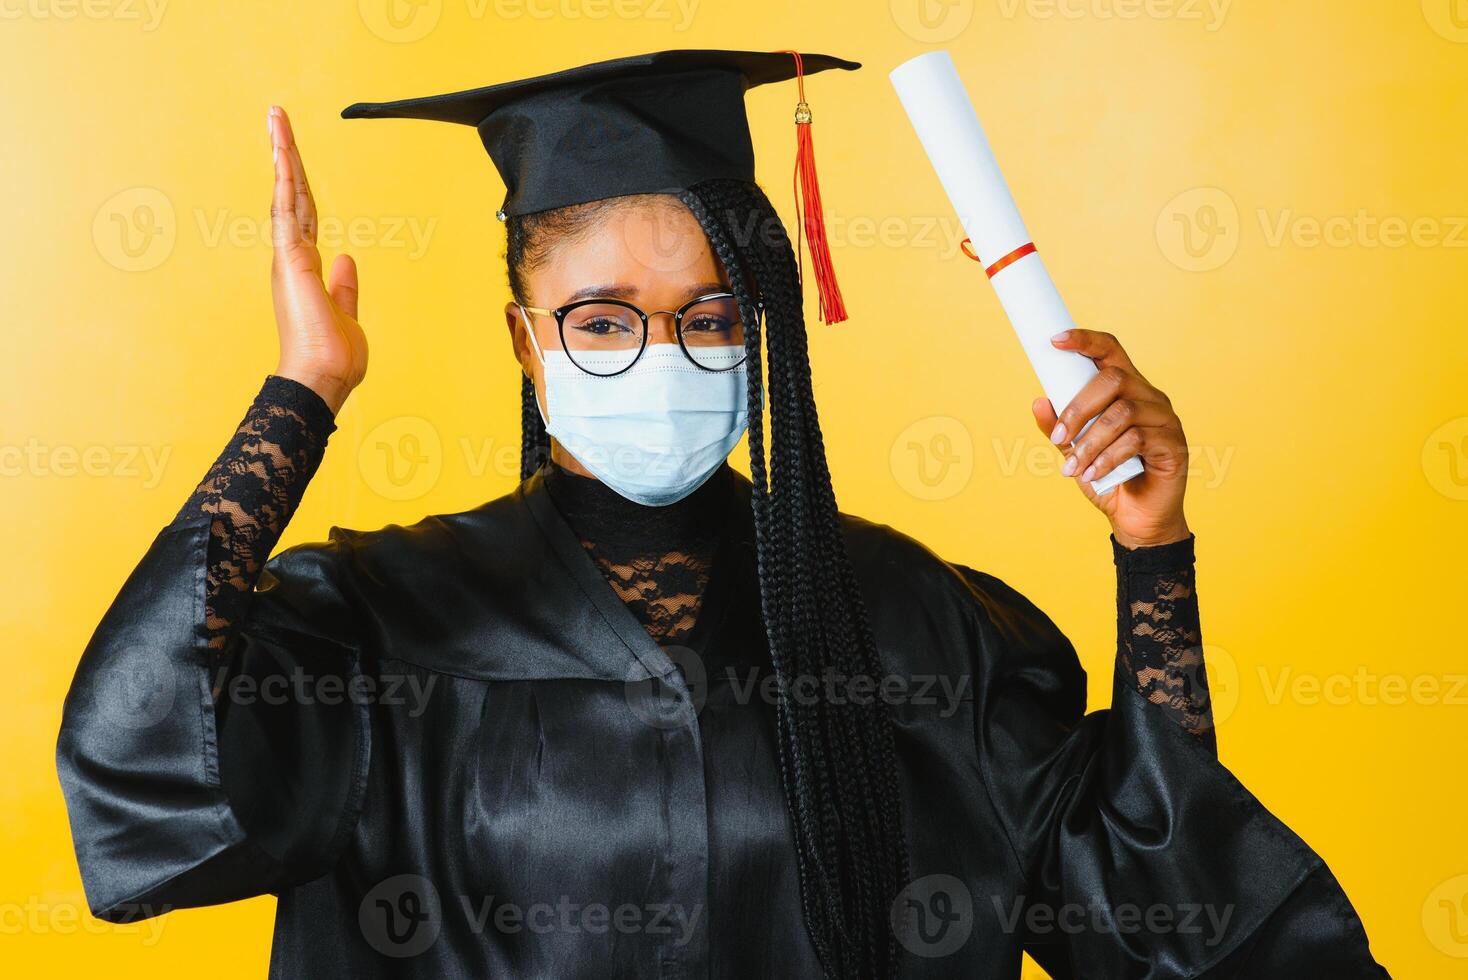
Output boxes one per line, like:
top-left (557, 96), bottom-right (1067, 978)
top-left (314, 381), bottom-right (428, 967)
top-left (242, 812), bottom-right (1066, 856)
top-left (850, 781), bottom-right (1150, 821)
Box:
top-left (56, 378), bottom-right (1388, 978)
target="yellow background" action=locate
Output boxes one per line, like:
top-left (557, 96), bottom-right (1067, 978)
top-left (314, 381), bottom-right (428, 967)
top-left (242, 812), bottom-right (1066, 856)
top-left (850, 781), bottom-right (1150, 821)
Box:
top-left (4, 0), bottom-right (1465, 975)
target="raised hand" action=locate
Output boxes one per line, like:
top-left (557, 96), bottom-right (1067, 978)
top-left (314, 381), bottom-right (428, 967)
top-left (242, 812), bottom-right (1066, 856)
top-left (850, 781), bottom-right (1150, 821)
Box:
top-left (269, 105), bottom-right (367, 415)
top-left (1031, 330), bottom-right (1190, 549)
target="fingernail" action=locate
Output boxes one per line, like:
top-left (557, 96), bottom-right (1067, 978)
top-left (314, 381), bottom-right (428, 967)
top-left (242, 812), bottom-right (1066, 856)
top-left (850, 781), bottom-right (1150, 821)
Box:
top-left (1051, 331), bottom-right (1070, 343)
top-left (1081, 464), bottom-right (1098, 483)
top-left (1061, 456), bottom-right (1077, 477)
top-left (1049, 422), bottom-right (1067, 445)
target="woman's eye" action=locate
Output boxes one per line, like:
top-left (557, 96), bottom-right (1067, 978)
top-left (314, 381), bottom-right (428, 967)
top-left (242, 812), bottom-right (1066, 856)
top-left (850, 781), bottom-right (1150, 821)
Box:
top-left (572, 317), bottom-right (632, 336)
top-left (683, 316), bottom-right (735, 334)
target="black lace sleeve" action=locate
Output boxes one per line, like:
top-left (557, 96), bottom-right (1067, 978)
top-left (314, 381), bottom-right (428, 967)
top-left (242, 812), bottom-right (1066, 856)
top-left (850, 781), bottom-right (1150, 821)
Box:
top-left (59, 375), bottom-right (364, 919)
top-left (1113, 534), bottom-right (1215, 753)
top-left (170, 375), bottom-right (337, 651)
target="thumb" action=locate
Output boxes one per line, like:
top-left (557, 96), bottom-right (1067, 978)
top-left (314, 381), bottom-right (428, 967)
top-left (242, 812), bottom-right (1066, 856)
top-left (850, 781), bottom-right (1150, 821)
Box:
top-left (1031, 396), bottom-right (1058, 438)
top-left (328, 253), bottom-right (359, 321)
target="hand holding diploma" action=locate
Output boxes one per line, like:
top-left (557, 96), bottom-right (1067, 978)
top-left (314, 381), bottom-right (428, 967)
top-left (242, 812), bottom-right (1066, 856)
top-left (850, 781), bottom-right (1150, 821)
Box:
top-left (890, 52), bottom-right (1189, 547)
top-left (1031, 329), bottom-right (1191, 549)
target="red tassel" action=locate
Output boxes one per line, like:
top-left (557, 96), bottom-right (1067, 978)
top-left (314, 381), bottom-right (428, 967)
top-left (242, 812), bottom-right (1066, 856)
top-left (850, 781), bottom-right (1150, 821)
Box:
top-left (778, 50), bottom-right (848, 325)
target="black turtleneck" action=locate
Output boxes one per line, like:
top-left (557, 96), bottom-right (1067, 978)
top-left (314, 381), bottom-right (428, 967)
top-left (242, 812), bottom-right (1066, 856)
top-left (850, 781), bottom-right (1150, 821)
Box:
top-left (543, 460), bottom-right (733, 646)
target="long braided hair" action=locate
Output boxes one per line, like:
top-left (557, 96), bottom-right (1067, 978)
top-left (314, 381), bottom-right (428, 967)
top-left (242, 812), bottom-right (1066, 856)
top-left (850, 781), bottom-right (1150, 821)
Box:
top-left (507, 179), bottom-right (911, 979)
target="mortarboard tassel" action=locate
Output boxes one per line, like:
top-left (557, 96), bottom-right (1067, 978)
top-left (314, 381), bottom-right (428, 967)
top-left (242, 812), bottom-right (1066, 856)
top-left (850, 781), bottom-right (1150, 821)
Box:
top-left (778, 50), bottom-right (848, 325)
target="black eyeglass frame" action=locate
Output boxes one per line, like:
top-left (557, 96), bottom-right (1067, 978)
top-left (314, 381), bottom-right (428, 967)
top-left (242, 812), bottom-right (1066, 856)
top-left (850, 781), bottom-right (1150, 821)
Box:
top-left (521, 291), bottom-right (760, 377)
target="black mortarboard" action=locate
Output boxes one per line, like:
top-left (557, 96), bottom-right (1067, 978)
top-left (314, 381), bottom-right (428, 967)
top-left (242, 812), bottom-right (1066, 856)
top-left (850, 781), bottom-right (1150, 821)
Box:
top-left (342, 49), bottom-right (859, 217)
top-left (343, 48), bottom-right (859, 323)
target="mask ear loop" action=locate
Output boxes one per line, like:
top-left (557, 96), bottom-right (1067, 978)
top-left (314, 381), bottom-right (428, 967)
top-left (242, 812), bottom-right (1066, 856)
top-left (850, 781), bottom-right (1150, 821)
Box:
top-left (517, 303), bottom-right (551, 427)
top-left (518, 304), bottom-right (548, 365)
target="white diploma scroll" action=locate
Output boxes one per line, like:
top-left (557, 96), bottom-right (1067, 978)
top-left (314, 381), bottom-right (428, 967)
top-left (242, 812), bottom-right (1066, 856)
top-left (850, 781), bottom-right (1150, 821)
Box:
top-left (889, 51), bottom-right (1144, 495)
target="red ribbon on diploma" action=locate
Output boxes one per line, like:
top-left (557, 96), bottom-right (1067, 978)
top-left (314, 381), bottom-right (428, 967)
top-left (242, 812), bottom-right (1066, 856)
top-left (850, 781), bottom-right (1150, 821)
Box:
top-left (960, 239), bottom-right (1038, 279)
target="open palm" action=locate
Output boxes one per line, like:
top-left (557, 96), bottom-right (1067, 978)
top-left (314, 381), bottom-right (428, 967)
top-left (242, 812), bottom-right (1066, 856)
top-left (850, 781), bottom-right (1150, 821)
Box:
top-left (269, 105), bottom-right (366, 414)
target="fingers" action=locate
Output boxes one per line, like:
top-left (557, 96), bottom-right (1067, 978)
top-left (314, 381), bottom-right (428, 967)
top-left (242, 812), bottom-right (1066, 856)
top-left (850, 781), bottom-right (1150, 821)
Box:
top-left (1050, 329), bottom-right (1138, 374)
top-left (1078, 425), bottom-right (1188, 486)
top-left (1063, 397), bottom-right (1175, 479)
top-left (269, 107), bottom-right (302, 252)
top-left (1040, 329), bottom-right (1183, 486)
top-left (328, 254), bottom-right (359, 322)
top-left (1049, 364), bottom-right (1164, 446)
top-left (1038, 331), bottom-right (1191, 497)
top-left (1075, 427), bottom-right (1143, 485)
top-left (269, 106), bottom-right (322, 278)
top-left (273, 108), bottom-right (318, 246)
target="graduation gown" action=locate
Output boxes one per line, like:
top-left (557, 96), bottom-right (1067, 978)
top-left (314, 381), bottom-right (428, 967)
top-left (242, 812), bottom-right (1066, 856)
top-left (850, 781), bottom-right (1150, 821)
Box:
top-left (57, 468), bottom-right (1387, 978)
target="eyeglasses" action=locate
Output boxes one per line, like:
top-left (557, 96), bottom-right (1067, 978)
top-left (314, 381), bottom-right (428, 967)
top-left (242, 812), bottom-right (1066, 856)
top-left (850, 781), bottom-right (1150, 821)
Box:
top-left (521, 292), bottom-right (756, 376)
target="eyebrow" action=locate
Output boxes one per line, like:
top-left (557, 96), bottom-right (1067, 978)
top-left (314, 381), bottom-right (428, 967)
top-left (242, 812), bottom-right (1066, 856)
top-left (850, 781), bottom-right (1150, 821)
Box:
top-left (565, 283), bottom-right (638, 303)
top-left (562, 282), bottom-right (730, 304)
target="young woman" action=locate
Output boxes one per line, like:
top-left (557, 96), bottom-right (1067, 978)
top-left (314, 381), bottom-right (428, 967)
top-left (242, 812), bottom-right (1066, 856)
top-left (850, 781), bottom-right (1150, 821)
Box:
top-left (58, 51), bottom-right (1386, 979)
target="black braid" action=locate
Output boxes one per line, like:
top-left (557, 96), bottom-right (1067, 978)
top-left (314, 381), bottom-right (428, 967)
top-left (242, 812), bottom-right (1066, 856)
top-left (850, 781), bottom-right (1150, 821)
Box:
top-left (519, 374), bottom-right (549, 481)
top-left (681, 179), bottom-right (910, 978)
top-left (505, 183), bottom-right (911, 978)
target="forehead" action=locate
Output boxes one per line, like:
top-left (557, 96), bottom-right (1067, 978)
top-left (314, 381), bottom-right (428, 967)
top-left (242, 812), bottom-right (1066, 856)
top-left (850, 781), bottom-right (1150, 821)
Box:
top-left (525, 197), bottom-right (726, 304)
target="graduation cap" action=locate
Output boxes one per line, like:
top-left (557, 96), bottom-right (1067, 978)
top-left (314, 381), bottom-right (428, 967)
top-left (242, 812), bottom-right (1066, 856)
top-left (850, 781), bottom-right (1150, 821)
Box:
top-left (342, 49), bottom-right (860, 324)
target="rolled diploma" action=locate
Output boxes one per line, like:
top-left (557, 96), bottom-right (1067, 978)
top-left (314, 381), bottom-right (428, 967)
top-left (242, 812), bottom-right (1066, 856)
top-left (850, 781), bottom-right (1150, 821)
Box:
top-left (889, 51), bottom-right (1143, 495)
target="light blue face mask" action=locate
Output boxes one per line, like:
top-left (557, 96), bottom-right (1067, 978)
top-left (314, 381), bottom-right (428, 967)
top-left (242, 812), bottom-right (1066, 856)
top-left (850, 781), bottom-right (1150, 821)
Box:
top-left (522, 310), bottom-right (749, 506)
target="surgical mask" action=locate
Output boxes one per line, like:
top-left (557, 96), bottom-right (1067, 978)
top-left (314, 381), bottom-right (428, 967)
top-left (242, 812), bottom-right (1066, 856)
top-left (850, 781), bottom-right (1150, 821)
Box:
top-left (522, 310), bottom-right (748, 506)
